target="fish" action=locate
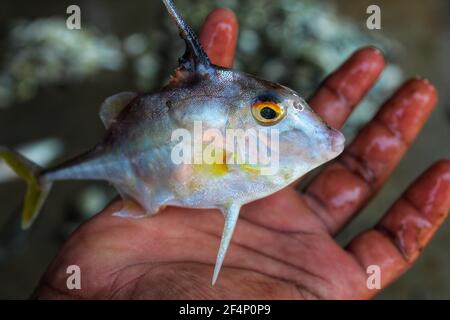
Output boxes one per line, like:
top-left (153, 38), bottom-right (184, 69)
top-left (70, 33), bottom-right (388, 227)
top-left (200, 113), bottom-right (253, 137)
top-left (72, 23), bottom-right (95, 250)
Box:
top-left (0, 0), bottom-right (345, 285)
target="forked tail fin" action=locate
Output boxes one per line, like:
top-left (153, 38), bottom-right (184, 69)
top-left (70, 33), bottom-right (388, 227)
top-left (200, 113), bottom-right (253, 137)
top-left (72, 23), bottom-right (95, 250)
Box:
top-left (0, 147), bottom-right (52, 229)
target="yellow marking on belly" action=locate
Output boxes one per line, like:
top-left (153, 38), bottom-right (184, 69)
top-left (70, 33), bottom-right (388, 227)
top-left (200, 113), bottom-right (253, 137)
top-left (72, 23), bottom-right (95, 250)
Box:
top-left (193, 148), bottom-right (228, 177)
top-left (239, 164), bottom-right (261, 175)
top-left (193, 162), bottom-right (228, 177)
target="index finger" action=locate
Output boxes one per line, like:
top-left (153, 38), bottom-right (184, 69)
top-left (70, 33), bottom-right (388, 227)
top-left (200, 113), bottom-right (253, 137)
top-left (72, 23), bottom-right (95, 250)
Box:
top-left (308, 47), bottom-right (385, 129)
top-left (199, 8), bottom-right (238, 68)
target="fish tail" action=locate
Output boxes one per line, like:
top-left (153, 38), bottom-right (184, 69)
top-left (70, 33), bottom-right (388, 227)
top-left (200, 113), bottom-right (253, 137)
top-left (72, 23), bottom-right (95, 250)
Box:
top-left (0, 147), bottom-right (52, 229)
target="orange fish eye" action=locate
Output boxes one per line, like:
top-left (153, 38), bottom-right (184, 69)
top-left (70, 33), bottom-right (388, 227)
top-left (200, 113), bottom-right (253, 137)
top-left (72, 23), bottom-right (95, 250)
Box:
top-left (251, 101), bottom-right (285, 125)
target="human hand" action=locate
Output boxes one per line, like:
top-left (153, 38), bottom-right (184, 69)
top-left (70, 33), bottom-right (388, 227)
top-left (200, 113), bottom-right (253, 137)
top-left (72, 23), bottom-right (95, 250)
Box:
top-left (34, 8), bottom-right (449, 300)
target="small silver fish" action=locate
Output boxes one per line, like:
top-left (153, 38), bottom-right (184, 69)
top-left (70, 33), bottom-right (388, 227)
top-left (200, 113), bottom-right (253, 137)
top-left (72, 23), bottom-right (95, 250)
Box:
top-left (0, 0), bottom-right (345, 285)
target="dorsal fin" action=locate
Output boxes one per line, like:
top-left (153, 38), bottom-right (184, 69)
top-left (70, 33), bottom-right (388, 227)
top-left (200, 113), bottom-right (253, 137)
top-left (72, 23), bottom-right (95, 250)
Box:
top-left (99, 92), bottom-right (137, 128)
top-left (162, 0), bottom-right (212, 73)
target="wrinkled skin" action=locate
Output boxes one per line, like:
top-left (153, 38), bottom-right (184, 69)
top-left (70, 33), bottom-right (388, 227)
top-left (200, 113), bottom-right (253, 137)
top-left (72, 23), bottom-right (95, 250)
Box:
top-left (34, 8), bottom-right (449, 300)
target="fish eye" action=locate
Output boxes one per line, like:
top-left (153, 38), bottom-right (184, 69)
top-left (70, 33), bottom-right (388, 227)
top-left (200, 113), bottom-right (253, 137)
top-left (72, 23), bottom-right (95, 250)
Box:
top-left (251, 101), bottom-right (285, 125)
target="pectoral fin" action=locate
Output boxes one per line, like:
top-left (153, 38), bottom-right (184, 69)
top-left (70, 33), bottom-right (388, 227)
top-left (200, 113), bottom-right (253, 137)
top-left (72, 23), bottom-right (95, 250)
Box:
top-left (99, 92), bottom-right (137, 128)
top-left (212, 203), bottom-right (241, 286)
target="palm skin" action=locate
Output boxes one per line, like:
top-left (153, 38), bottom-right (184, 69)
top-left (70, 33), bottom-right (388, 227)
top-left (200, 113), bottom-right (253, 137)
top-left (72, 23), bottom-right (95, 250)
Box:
top-left (34, 9), bottom-right (450, 300)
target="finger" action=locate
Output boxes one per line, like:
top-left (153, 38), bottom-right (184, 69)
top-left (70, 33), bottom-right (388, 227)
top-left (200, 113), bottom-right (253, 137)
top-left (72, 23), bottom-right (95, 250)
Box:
top-left (347, 160), bottom-right (450, 296)
top-left (291, 48), bottom-right (384, 188)
top-left (308, 47), bottom-right (385, 129)
top-left (199, 8), bottom-right (238, 68)
top-left (304, 78), bottom-right (438, 234)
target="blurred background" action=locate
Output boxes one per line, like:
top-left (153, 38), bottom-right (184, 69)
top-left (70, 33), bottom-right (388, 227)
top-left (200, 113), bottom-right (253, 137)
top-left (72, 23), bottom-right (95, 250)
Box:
top-left (0, 0), bottom-right (449, 299)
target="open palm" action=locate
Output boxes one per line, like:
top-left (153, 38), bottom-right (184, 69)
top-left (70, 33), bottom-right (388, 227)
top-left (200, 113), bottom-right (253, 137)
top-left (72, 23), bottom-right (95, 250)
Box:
top-left (34, 9), bottom-right (449, 300)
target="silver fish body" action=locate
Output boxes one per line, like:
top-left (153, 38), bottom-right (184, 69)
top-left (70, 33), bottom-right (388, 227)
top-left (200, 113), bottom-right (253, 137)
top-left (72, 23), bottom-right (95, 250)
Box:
top-left (42, 68), bottom-right (344, 215)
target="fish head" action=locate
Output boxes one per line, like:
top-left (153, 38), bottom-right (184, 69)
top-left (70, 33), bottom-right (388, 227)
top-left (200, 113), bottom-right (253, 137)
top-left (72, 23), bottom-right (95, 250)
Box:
top-left (222, 70), bottom-right (345, 180)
